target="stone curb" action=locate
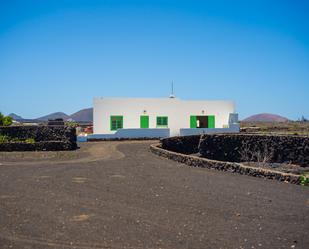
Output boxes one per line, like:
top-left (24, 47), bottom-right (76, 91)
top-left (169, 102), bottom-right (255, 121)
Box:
top-left (150, 143), bottom-right (301, 185)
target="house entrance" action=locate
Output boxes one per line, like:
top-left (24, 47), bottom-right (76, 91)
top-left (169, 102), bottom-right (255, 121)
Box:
top-left (190, 115), bottom-right (215, 128)
top-left (196, 116), bottom-right (208, 128)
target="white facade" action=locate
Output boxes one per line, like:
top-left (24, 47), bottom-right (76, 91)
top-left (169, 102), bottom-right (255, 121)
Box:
top-left (93, 97), bottom-right (239, 138)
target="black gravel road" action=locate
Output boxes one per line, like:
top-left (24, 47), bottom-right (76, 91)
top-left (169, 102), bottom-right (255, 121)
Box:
top-left (0, 141), bottom-right (308, 249)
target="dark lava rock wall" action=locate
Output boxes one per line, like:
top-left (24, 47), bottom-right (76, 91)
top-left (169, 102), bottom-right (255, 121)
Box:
top-left (161, 135), bottom-right (201, 154)
top-left (150, 144), bottom-right (301, 184)
top-left (0, 126), bottom-right (77, 151)
top-left (199, 134), bottom-right (309, 167)
top-left (0, 141), bottom-right (76, 151)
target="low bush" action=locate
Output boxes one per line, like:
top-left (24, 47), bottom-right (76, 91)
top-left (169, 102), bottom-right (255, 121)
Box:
top-left (0, 135), bottom-right (36, 144)
top-left (24, 138), bottom-right (35, 144)
top-left (65, 121), bottom-right (78, 127)
top-left (300, 173), bottom-right (309, 186)
top-left (0, 135), bottom-right (10, 143)
top-left (0, 112), bottom-right (13, 126)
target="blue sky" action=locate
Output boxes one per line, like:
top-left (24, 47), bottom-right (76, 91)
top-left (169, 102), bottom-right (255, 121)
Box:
top-left (0, 0), bottom-right (308, 120)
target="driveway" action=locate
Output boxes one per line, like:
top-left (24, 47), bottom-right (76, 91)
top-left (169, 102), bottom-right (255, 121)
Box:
top-left (0, 141), bottom-right (308, 249)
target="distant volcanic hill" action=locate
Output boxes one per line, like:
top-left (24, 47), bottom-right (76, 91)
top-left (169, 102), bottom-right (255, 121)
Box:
top-left (8, 113), bottom-right (23, 120)
top-left (70, 108), bottom-right (93, 122)
top-left (242, 113), bottom-right (289, 122)
top-left (37, 112), bottom-right (70, 121)
top-left (8, 108), bottom-right (93, 123)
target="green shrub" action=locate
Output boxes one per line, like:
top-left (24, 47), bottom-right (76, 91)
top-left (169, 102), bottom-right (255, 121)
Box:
top-left (0, 135), bottom-right (10, 143)
top-left (300, 173), bottom-right (309, 186)
top-left (0, 135), bottom-right (35, 144)
top-left (0, 112), bottom-right (13, 126)
top-left (65, 121), bottom-right (78, 127)
top-left (3, 116), bottom-right (13, 126)
top-left (24, 138), bottom-right (35, 144)
top-left (0, 112), bottom-right (4, 126)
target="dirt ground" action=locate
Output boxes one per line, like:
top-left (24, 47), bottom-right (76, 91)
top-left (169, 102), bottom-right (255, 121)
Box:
top-left (0, 141), bottom-right (308, 249)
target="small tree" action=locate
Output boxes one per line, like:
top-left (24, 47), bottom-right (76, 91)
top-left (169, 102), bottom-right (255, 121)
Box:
top-left (0, 112), bottom-right (3, 126)
top-left (0, 112), bottom-right (13, 126)
top-left (3, 116), bottom-right (13, 126)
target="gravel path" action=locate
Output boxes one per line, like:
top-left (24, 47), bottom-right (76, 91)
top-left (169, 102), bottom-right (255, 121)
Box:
top-left (0, 141), bottom-right (308, 249)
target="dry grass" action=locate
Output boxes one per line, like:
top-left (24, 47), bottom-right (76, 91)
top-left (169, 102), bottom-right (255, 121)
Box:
top-left (239, 141), bottom-right (274, 167)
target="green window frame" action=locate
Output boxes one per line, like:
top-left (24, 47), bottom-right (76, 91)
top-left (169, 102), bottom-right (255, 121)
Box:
top-left (140, 115), bottom-right (149, 128)
top-left (208, 115), bottom-right (215, 128)
top-left (156, 116), bottom-right (168, 128)
top-left (110, 116), bottom-right (123, 131)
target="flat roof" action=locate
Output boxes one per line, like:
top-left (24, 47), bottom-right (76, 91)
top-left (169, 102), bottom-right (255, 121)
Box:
top-left (93, 97), bottom-right (234, 102)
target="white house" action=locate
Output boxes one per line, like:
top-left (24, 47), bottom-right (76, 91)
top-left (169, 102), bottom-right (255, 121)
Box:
top-left (90, 97), bottom-right (239, 139)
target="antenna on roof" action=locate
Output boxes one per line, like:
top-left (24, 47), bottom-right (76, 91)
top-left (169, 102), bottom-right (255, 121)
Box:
top-left (169, 81), bottom-right (176, 98)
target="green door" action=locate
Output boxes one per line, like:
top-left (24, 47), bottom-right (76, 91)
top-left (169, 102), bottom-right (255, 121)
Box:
top-left (190, 116), bottom-right (197, 128)
top-left (208, 115), bottom-right (215, 128)
top-left (140, 115), bottom-right (149, 128)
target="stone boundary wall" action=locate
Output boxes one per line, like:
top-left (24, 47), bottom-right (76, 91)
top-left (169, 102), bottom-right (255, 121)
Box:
top-left (0, 141), bottom-right (75, 151)
top-left (160, 135), bottom-right (201, 154)
top-left (0, 126), bottom-right (77, 151)
top-left (150, 143), bottom-right (301, 185)
top-left (199, 134), bottom-right (309, 167)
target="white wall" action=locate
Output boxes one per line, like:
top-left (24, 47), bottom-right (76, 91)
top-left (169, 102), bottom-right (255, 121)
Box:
top-left (93, 97), bottom-right (235, 136)
top-left (180, 127), bottom-right (239, 136)
top-left (87, 128), bottom-right (170, 139)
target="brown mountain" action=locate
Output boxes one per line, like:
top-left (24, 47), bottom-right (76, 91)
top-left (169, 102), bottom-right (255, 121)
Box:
top-left (70, 108), bottom-right (93, 122)
top-left (8, 108), bottom-right (93, 123)
top-left (37, 112), bottom-right (70, 121)
top-left (37, 108), bottom-right (93, 122)
top-left (243, 113), bottom-right (289, 122)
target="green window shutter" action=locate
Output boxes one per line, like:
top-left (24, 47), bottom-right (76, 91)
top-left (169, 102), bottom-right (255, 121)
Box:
top-left (140, 116), bottom-right (149, 128)
top-left (156, 116), bottom-right (168, 127)
top-left (110, 116), bottom-right (123, 131)
top-left (208, 115), bottom-right (215, 128)
top-left (190, 116), bottom-right (197, 128)
top-left (162, 117), bottom-right (167, 126)
top-left (119, 116), bottom-right (123, 129)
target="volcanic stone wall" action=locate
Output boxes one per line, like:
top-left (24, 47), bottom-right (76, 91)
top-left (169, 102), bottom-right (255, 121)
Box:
top-left (199, 134), bottom-right (309, 167)
top-left (161, 135), bottom-right (201, 154)
top-left (150, 144), bottom-right (301, 184)
top-left (0, 126), bottom-right (77, 151)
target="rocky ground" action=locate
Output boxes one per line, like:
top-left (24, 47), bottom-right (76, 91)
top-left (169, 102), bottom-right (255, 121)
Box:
top-left (0, 141), bottom-right (309, 249)
top-left (242, 161), bottom-right (309, 175)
